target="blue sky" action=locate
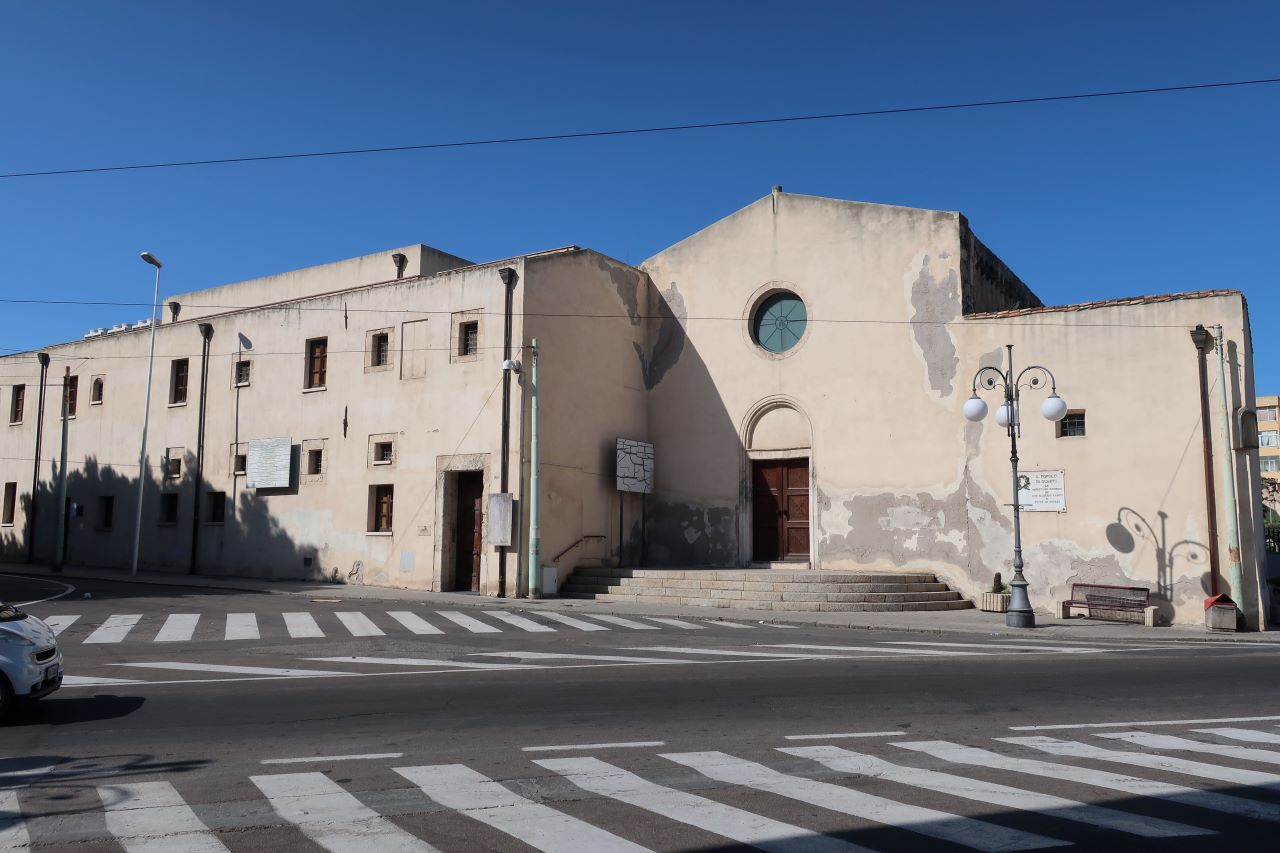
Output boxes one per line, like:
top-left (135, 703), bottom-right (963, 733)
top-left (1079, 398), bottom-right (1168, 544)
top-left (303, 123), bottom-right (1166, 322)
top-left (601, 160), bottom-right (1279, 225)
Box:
top-left (2, 1), bottom-right (1277, 388)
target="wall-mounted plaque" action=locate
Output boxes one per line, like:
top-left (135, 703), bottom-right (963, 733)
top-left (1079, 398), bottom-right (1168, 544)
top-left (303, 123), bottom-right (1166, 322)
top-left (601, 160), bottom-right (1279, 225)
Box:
top-left (1018, 469), bottom-right (1066, 512)
top-left (616, 438), bottom-right (654, 494)
top-left (246, 436), bottom-right (292, 489)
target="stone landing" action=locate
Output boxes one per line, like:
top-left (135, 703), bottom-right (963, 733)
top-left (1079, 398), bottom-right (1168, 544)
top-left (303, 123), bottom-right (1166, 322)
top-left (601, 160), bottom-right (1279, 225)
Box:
top-left (560, 567), bottom-right (974, 612)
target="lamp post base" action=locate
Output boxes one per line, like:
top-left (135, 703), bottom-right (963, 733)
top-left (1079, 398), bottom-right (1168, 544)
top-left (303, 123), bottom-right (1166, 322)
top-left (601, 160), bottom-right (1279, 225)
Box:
top-left (1005, 571), bottom-right (1035, 629)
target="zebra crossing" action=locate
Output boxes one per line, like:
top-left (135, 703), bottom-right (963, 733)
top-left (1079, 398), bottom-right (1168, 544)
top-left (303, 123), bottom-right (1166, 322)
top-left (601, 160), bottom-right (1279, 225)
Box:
top-left (34, 608), bottom-right (726, 646)
top-left (8, 724), bottom-right (1280, 849)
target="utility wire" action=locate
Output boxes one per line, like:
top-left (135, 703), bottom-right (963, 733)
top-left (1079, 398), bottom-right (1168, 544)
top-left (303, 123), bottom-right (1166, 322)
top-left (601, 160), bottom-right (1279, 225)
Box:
top-left (3, 75), bottom-right (1278, 179)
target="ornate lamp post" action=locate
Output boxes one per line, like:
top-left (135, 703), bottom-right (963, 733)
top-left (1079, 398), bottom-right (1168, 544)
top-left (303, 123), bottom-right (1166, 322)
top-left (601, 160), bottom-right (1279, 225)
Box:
top-left (964, 344), bottom-right (1069, 628)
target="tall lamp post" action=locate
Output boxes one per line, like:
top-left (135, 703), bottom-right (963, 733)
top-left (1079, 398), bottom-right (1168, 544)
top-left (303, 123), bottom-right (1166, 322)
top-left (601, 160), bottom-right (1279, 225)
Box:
top-left (963, 344), bottom-right (1069, 628)
top-left (131, 251), bottom-right (163, 574)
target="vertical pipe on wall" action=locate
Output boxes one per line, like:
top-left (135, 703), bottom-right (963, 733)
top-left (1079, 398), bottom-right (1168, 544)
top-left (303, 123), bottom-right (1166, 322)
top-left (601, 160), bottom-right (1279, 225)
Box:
top-left (190, 323), bottom-right (214, 575)
top-left (1191, 325), bottom-right (1221, 596)
top-left (497, 267), bottom-right (517, 597)
top-left (1214, 324), bottom-right (1245, 614)
top-left (527, 339), bottom-right (541, 599)
top-left (26, 352), bottom-right (50, 564)
top-left (53, 367), bottom-right (70, 569)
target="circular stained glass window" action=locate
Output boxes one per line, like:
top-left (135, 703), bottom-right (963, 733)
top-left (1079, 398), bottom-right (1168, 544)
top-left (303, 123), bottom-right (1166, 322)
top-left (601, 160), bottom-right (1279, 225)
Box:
top-left (751, 291), bottom-right (807, 353)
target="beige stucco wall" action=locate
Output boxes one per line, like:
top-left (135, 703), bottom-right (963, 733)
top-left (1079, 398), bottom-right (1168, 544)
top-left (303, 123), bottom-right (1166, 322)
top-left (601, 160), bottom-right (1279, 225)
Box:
top-left (639, 190), bottom-right (1264, 626)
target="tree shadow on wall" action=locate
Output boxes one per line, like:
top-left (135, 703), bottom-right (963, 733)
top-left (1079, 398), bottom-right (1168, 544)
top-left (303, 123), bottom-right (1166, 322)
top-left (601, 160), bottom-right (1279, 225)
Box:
top-left (0, 453), bottom-right (320, 581)
top-left (1105, 506), bottom-right (1210, 622)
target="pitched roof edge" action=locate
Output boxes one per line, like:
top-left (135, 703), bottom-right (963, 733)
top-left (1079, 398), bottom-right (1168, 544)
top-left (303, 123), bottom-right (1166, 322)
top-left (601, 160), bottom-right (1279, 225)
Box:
top-left (963, 288), bottom-right (1242, 319)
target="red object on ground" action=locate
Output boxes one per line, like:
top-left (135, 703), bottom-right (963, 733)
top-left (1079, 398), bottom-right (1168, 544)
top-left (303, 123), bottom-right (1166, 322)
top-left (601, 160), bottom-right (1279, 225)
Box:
top-left (1204, 593), bottom-right (1235, 610)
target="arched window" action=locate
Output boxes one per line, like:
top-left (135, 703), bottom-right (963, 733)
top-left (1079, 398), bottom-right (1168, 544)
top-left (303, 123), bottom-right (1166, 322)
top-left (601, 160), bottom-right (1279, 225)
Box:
top-left (90, 376), bottom-right (104, 405)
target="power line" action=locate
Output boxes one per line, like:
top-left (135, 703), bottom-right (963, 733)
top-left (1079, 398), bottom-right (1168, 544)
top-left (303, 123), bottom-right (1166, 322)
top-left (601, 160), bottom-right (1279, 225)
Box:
top-left (4, 75), bottom-right (1278, 179)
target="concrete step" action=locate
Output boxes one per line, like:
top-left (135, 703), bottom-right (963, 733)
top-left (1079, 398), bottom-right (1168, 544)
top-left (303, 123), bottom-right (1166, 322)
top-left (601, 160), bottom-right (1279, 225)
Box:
top-left (562, 566), bottom-right (974, 613)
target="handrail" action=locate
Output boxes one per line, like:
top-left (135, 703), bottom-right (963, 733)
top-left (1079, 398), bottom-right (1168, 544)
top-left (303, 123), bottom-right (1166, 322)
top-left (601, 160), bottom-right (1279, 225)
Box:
top-left (553, 534), bottom-right (605, 564)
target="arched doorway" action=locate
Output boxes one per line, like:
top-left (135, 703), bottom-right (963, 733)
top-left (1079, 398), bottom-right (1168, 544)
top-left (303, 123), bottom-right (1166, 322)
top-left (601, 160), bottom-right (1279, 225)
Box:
top-left (741, 399), bottom-right (813, 565)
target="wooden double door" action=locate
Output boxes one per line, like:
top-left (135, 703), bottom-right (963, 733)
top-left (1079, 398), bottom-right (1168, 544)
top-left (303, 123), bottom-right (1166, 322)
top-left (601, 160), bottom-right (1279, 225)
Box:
top-left (751, 458), bottom-right (810, 562)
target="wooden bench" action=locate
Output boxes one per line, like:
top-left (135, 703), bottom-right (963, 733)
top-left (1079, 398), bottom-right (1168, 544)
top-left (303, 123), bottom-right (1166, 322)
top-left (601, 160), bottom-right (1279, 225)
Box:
top-left (1056, 583), bottom-right (1158, 626)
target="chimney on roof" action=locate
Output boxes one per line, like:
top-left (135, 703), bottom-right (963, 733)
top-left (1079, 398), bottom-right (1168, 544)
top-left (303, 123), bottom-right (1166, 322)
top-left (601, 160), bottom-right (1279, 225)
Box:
top-left (392, 252), bottom-right (408, 279)
top-left (772, 185), bottom-right (783, 194)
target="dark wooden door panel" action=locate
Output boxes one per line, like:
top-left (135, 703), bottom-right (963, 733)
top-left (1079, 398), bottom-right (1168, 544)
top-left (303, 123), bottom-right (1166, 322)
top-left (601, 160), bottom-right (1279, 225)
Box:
top-left (751, 461), bottom-right (781, 562)
top-left (782, 458), bottom-right (809, 560)
top-left (455, 472), bottom-right (485, 591)
top-left (753, 457), bottom-right (809, 562)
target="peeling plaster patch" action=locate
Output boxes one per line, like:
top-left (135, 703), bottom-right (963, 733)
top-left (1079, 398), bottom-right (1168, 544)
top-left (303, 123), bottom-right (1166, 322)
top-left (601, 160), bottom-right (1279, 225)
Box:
top-left (906, 253), bottom-right (961, 396)
top-left (634, 281), bottom-right (687, 389)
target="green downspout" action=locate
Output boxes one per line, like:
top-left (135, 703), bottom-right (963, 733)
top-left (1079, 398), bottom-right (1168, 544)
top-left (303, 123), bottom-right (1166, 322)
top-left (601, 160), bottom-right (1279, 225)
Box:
top-left (527, 339), bottom-right (541, 599)
top-left (1214, 325), bottom-right (1245, 618)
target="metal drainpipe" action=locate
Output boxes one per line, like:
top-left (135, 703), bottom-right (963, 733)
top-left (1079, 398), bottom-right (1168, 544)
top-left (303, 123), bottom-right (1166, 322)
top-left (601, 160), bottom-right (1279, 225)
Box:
top-left (527, 339), bottom-right (541, 599)
top-left (1191, 325), bottom-right (1221, 596)
top-left (53, 367), bottom-right (70, 570)
top-left (1214, 324), bottom-right (1245, 615)
top-left (26, 352), bottom-right (50, 564)
top-left (189, 323), bottom-right (214, 574)
top-left (497, 267), bottom-right (517, 597)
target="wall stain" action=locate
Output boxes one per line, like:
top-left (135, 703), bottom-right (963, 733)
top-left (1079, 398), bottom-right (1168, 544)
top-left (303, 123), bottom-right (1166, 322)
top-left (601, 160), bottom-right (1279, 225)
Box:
top-left (907, 254), bottom-right (961, 396)
top-left (645, 499), bottom-right (736, 566)
top-left (635, 281), bottom-right (687, 389)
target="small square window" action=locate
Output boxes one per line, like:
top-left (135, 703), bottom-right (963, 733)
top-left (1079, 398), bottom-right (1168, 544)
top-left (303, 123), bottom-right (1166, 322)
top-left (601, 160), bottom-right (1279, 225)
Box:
top-left (90, 375), bottom-right (105, 405)
top-left (2, 482), bottom-right (15, 526)
top-left (206, 491), bottom-right (226, 524)
top-left (1258, 405), bottom-right (1277, 422)
top-left (459, 322), bottom-right (479, 357)
top-left (374, 441), bottom-right (393, 464)
top-left (1057, 412), bottom-right (1086, 438)
top-left (159, 492), bottom-right (179, 525)
top-left (1262, 457), bottom-right (1280, 473)
top-left (307, 448), bottom-right (324, 476)
top-left (165, 448), bottom-right (184, 479)
top-left (97, 495), bottom-right (114, 531)
top-left (233, 453), bottom-right (247, 475)
top-left (371, 332), bottom-right (389, 367)
top-left (305, 337), bottom-right (328, 389)
top-left (369, 484), bottom-right (394, 533)
top-left (9, 384), bottom-right (24, 424)
top-left (1262, 430), bottom-right (1279, 449)
top-left (170, 359), bottom-right (189, 405)
top-left (234, 360), bottom-right (251, 386)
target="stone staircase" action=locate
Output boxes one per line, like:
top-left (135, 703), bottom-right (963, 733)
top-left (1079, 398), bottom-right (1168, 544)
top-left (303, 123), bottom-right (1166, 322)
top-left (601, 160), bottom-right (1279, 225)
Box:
top-left (559, 567), bottom-right (974, 612)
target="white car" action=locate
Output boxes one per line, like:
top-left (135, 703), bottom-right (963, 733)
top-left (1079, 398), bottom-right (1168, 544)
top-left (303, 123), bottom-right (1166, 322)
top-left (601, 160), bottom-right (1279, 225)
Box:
top-left (0, 601), bottom-right (63, 717)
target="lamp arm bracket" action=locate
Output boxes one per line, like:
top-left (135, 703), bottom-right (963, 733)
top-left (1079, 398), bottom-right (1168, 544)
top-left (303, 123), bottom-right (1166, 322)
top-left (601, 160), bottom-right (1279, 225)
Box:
top-left (1015, 365), bottom-right (1057, 395)
top-left (972, 366), bottom-right (1009, 396)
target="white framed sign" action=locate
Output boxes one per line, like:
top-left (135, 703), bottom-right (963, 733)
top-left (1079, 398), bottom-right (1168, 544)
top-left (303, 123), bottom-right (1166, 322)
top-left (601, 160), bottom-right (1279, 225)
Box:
top-left (246, 436), bottom-right (292, 489)
top-left (616, 438), bottom-right (654, 494)
top-left (1018, 469), bottom-right (1066, 512)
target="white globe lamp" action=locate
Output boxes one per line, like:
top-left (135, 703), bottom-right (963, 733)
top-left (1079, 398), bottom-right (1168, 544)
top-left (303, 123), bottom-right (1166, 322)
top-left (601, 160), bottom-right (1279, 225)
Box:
top-left (963, 395), bottom-right (988, 422)
top-left (995, 403), bottom-right (1016, 428)
top-left (1041, 393), bottom-right (1068, 422)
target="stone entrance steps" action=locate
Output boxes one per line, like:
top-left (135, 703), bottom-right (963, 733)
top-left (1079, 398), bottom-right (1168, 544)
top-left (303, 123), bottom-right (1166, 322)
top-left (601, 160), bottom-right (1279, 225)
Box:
top-left (560, 567), bottom-right (974, 612)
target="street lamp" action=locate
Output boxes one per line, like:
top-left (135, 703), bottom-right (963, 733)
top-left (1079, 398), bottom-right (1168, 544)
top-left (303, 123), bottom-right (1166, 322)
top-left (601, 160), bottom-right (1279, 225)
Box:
top-left (130, 251), bottom-right (163, 575)
top-left (964, 344), bottom-right (1068, 628)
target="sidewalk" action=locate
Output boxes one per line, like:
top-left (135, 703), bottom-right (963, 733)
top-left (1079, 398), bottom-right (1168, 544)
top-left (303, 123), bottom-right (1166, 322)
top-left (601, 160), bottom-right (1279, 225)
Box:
top-left (5, 562), bottom-right (1276, 644)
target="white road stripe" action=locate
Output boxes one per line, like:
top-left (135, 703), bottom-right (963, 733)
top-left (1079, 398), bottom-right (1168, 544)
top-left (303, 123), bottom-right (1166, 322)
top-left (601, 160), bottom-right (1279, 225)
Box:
top-left (308, 656), bottom-right (536, 670)
top-left (153, 614), bottom-right (200, 643)
top-left (385, 611), bottom-right (443, 635)
top-left (437, 611), bottom-right (500, 633)
top-left (628, 646), bottom-right (846, 659)
top-left (84, 614), bottom-right (142, 644)
top-left (474, 651), bottom-right (692, 664)
top-left (583, 614), bottom-right (660, 630)
top-left (642, 617), bottom-right (705, 629)
top-left (252, 772), bottom-right (439, 852)
top-left (881, 641), bottom-right (1106, 653)
top-left (261, 753), bottom-right (404, 765)
top-left (667, 750), bottom-right (1067, 851)
top-left (705, 620), bottom-right (753, 628)
top-left (522, 741), bottom-right (666, 753)
top-left (336, 612), bottom-right (384, 637)
top-left (1097, 731), bottom-right (1280, 764)
top-left (1010, 713), bottom-right (1280, 731)
top-left (762, 643), bottom-right (986, 656)
top-left (485, 611), bottom-right (556, 632)
top-left (1001, 735), bottom-right (1280, 787)
top-left (61, 675), bottom-right (147, 687)
top-left (535, 756), bottom-right (868, 853)
top-left (116, 662), bottom-right (349, 677)
top-left (224, 613), bottom-right (259, 641)
top-left (99, 780), bottom-right (228, 852)
top-left (40, 615), bottom-right (78, 635)
top-left (284, 612), bottom-right (325, 638)
top-left (783, 744), bottom-right (1208, 839)
top-left (783, 731), bottom-right (908, 741)
top-left (397, 764), bottom-right (651, 853)
top-left (0, 790), bottom-right (29, 851)
top-left (897, 740), bottom-right (1280, 823)
top-left (1194, 727), bottom-right (1280, 745)
top-left (535, 612), bottom-right (610, 631)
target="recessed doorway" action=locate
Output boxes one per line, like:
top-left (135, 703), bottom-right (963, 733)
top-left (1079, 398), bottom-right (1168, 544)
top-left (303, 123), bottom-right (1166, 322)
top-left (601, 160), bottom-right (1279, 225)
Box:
top-left (444, 470), bottom-right (485, 591)
top-left (751, 458), bottom-right (809, 562)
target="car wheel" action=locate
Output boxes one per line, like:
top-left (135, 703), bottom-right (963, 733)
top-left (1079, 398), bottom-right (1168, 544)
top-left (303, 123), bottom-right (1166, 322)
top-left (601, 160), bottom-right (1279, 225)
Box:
top-left (0, 675), bottom-right (13, 719)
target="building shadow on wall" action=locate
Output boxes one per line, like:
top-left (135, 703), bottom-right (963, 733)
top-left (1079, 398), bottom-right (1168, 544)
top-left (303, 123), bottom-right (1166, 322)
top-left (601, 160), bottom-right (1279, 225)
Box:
top-left (1105, 506), bottom-right (1210, 622)
top-left (0, 453), bottom-right (319, 581)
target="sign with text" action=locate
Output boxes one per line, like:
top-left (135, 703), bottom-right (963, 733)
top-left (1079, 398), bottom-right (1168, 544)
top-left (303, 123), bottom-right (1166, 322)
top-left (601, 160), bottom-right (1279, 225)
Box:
top-left (1017, 469), bottom-right (1066, 512)
top-left (246, 436), bottom-right (292, 490)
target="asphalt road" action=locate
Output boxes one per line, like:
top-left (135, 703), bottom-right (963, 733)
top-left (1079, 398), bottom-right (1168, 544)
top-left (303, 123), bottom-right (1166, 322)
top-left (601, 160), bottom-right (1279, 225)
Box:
top-left (4, 573), bottom-right (1280, 852)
